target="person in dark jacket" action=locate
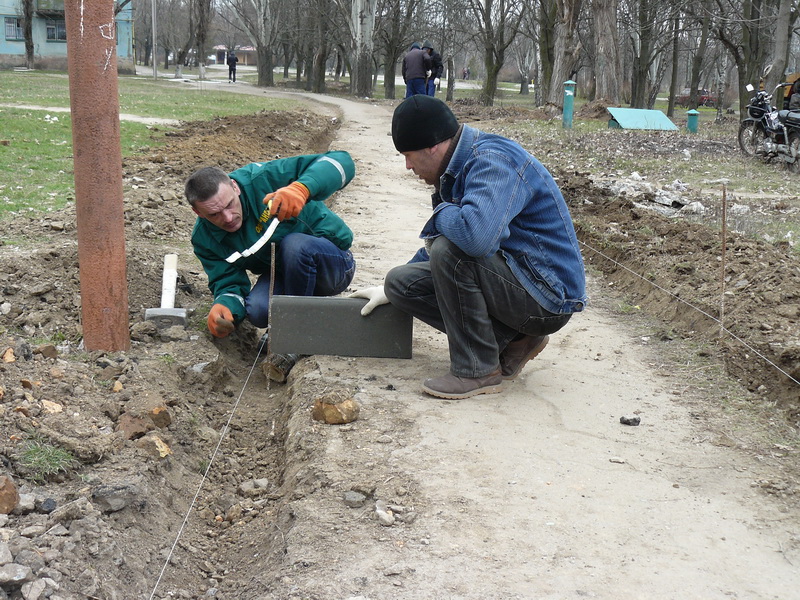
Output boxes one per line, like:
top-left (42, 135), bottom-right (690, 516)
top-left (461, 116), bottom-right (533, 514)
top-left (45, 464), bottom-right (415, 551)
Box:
top-left (227, 51), bottom-right (238, 83)
top-left (422, 40), bottom-right (443, 96)
top-left (402, 42), bottom-right (432, 98)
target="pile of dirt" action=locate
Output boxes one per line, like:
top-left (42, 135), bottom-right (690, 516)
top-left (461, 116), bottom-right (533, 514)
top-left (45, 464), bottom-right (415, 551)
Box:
top-left (0, 102), bottom-right (798, 599)
top-left (449, 97), bottom-right (554, 122)
top-left (556, 172), bottom-right (800, 422)
top-left (575, 98), bottom-right (612, 119)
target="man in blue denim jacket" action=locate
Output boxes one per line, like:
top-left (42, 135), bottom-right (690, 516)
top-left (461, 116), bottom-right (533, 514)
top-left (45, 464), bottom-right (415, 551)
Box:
top-left (354, 95), bottom-right (587, 399)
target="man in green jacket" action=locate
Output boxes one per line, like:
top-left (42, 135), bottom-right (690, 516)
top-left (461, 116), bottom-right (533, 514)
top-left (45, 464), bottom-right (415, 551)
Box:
top-left (185, 152), bottom-right (356, 377)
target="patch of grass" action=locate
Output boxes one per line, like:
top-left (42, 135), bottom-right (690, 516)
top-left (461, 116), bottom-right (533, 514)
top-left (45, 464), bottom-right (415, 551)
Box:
top-left (30, 330), bottom-right (69, 346)
top-left (0, 106), bottom-right (169, 216)
top-left (0, 72), bottom-right (299, 220)
top-left (17, 434), bottom-right (79, 483)
top-left (616, 301), bottom-right (642, 314)
top-left (0, 71), bottom-right (295, 119)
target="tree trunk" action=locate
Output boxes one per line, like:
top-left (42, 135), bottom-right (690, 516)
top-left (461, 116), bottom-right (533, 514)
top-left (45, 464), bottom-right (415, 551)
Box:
top-left (305, 55), bottom-right (313, 90)
top-left (546, 0), bottom-right (582, 106)
top-left (194, 0), bottom-right (213, 79)
top-left (258, 45), bottom-right (274, 86)
top-left (384, 60), bottom-right (397, 99)
top-left (765, 0), bottom-right (794, 93)
top-left (667, 16), bottom-right (679, 118)
top-left (538, 0), bottom-right (557, 102)
top-left (23, 0), bottom-right (34, 69)
top-left (311, 2), bottom-right (329, 93)
top-left (481, 49), bottom-right (500, 106)
top-left (592, 0), bottom-right (620, 103)
top-left (687, 10), bottom-right (711, 110)
top-left (353, 47), bottom-right (372, 97)
top-left (446, 56), bottom-right (455, 101)
top-left (349, 0), bottom-right (378, 98)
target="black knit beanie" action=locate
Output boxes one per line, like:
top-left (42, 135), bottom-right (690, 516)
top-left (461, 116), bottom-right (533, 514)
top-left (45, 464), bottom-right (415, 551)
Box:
top-left (392, 96), bottom-right (460, 152)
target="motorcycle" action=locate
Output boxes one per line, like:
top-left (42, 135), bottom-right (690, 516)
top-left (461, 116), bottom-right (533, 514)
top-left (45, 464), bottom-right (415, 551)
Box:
top-left (738, 83), bottom-right (800, 173)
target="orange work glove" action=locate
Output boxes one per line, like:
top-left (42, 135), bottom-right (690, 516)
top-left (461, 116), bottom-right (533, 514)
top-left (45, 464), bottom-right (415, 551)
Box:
top-left (264, 181), bottom-right (310, 221)
top-left (207, 303), bottom-right (235, 338)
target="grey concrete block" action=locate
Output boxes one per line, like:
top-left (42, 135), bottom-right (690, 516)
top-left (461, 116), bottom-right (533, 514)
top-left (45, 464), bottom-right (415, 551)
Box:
top-left (269, 296), bottom-right (413, 359)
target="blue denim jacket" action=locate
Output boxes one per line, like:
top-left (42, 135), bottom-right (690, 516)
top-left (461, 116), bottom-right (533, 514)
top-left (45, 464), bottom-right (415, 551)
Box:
top-left (420, 125), bottom-right (587, 314)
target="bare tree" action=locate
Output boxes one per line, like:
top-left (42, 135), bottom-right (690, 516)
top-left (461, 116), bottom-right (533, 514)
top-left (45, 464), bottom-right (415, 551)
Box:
top-left (229, 0), bottom-right (279, 86)
top-left (681, 2), bottom-right (714, 110)
top-left (715, 0), bottom-right (772, 114)
top-left (469, 0), bottom-right (525, 105)
top-left (511, 4), bottom-right (539, 96)
top-left (339, 0), bottom-right (379, 96)
top-left (160, 0), bottom-right (195, 77)
top-left (622, 0), bottom-right (673, 108)
top-left (194, 0), bottom-right (214, 78)
top-left (375, 0), bottom-right (421, 100)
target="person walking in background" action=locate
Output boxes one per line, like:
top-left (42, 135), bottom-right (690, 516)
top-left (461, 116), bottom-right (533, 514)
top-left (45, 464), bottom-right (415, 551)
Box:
top-left (422, 41), bottom-right (443, 96)
top-left (227, 50), bottom-right (238, 83)
top-left (352, 96), bottom-right (587, 399)
top-left (402, 42), bottom-right (432, 98)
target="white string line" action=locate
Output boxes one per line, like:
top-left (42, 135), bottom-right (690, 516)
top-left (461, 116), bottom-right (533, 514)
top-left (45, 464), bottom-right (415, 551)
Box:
top-left (149, 329), bottom-right (269, 599)
top-left (579, 239), bottom-right (800, 388)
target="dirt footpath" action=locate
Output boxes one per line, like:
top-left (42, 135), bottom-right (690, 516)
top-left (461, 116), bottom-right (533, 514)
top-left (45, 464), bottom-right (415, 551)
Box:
top-left (227, 90), bottom-right (800, 599)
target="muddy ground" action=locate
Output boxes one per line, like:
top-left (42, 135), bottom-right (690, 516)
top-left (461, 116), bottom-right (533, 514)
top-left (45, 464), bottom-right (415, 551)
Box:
top-left (0, 89), bottom-right (798, 599)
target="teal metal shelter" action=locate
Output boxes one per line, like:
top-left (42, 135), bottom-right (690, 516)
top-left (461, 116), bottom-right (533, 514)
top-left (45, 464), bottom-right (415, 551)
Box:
top-left (607, 107), bottom-right (678, 131)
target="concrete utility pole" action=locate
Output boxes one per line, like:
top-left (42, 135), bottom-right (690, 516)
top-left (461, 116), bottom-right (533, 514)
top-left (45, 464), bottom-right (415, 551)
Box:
top-left (64, 0), bottom-right (130, 351)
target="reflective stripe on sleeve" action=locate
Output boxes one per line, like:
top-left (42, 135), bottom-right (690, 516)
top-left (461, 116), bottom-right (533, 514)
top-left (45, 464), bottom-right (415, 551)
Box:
top-left (318, 156), bottom-right (347, 187)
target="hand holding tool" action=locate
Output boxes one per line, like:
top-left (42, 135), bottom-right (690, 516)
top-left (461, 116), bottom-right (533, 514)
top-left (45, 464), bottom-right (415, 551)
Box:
top-left (264, 181), bottom-right (309, 221)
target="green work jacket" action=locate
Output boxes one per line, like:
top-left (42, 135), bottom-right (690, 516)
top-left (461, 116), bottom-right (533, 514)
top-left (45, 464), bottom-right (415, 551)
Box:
top-left (191, 151), bottom-right (355, 323)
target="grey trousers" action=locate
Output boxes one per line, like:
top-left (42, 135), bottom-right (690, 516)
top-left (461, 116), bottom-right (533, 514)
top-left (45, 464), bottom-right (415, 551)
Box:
top-left (385, 237), bottom-right (571, 378)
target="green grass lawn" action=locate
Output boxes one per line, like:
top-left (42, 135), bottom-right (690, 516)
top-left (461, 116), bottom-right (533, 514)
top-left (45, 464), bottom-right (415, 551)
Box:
top-left (0, 70), bottom-right (298, 217)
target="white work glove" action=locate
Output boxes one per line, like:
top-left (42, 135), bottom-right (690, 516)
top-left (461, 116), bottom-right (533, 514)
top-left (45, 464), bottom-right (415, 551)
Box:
top-left (348, 286), bottom-right (389, 316)
top-left (426, 70), bottom-right (432, 77)
top-left (434, 78), bottom-right (440, 86)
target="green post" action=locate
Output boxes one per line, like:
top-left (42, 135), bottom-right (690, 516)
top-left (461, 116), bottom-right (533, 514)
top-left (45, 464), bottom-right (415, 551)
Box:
top-left (563, 80), bottom-right (577, 129)
top-left (686, 109), bottom-right (699, 133)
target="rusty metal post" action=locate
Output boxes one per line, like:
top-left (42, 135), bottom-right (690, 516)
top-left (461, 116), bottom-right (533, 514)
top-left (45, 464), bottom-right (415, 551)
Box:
top-left (64, 0), bottom-right (130, 351)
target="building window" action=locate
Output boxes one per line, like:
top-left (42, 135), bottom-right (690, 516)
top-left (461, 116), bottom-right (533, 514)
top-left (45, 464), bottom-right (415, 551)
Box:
top-left (46, 19), bottom-right (66, 42)
top-left (4, 17), bottom-right (23, 41)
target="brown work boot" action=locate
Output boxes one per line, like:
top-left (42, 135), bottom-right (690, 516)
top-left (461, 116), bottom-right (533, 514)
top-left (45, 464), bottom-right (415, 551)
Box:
top-left (500, 335), bottom-right (549, 380)
top-left (422, 368), bottom-right (504, 399)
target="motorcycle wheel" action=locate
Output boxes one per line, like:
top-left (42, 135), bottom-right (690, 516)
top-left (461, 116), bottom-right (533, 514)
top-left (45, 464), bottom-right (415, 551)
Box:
top-left (738, 121), bottom-right (761, 156)
top-left (787, 132), bottom-right (800, 174)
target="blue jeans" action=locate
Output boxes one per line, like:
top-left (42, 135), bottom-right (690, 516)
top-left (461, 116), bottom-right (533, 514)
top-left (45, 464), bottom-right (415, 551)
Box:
top-left (385, 237), bottom-right (571, 378)
top-left (405, 78), bottom-right (427, 98)
top-left (246, 233), bottom-right (356, 327)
